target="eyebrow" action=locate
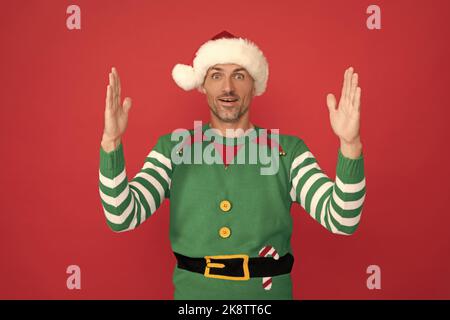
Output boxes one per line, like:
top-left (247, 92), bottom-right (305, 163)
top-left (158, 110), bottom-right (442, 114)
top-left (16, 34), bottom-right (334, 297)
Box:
top-left (210, 67), bottom-right (246, 73)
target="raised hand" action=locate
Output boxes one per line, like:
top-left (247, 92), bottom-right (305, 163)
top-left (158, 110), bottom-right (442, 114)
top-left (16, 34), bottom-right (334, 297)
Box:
top-left (102, 67), bottom-right (132, 152)
top-left (326, 67), bottom-right (361, 145)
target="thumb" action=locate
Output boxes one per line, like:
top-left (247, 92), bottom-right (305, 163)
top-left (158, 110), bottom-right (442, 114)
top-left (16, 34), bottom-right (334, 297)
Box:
top-left (326, 93), bottom-right (337, 113)
top-left (123, 97), bottom-right (132, 113)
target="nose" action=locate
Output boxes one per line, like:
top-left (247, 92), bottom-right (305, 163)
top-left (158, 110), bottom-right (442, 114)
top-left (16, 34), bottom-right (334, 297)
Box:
top-left (222, 75), bottom-right (235, 94)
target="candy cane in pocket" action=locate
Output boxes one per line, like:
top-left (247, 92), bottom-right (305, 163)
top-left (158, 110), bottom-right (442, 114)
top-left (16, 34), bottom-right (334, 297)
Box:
top-left (258, 245), bottom-right (279, 290)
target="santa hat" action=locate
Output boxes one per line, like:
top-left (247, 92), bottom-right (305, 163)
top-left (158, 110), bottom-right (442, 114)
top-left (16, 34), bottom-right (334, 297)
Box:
top-left (171, 31), bottom-right (269, 96)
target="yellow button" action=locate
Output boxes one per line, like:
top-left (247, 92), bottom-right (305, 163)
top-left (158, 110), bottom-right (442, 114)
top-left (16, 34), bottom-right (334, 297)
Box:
top-left (219, 227), bottom-right (231, 238)
top-left (219, 200), bottom-right (232, 212)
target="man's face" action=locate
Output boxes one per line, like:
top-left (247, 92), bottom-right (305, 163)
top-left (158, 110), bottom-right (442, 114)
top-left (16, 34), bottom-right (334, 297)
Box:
top-left (200, 63), bottom-right (256, 123)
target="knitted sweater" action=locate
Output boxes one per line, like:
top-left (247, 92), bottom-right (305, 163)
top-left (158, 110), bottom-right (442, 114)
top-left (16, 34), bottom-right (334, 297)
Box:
top-left (98, 123), bottom-right (366, 299)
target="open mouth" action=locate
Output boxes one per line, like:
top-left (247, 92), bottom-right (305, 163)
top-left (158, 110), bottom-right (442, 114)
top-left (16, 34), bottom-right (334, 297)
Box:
top-left (218, 97), bottom-right (239, 106)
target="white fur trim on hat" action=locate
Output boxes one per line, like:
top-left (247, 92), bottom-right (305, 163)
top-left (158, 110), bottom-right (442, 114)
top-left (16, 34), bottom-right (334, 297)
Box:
top-left (172, 36), bottom-right (269, 96)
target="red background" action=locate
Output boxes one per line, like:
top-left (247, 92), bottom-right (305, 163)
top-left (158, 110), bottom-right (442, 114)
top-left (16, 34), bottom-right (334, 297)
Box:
top-left (1, 0), bottom-right (449, 299)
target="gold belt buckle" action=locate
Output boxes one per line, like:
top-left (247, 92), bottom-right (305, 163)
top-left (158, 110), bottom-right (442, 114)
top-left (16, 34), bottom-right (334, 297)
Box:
top-left (204, 254), bottom-right (250, 281)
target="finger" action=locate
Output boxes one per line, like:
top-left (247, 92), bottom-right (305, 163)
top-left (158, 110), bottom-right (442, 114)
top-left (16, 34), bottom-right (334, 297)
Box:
top-left (340, 68), bottom-right (348, 102)
top-left (108, 72), bottom-right (114, 104)
top-left (353, 87), bottom-right (361, 111)
top-left (345, 67), bottom-right (354, 100)
top-left (109, 71), bottom-right (113, 89)
top-left (349, 73), bottom-right (358, 103)
top-left (111, 67), bottom-right (120, 105)
top-left (109, 71), bottom-right (115, 96)
top-left (326, 93), bottom-right (337, 113)
top-left (123, 97), bottom-right (132, 113)
top-left (106, 85), bottom-right (112, 110)
top-left (111, 67), bottom-right (118, 97)
top-left (110, 71), bottom-right (118, 107)
top-left (113, 67), bottom-right (121, 98)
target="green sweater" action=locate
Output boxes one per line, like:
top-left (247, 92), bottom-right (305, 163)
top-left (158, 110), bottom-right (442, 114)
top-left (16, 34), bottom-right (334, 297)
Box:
top-left (98, 123), bottom-right (366, 299)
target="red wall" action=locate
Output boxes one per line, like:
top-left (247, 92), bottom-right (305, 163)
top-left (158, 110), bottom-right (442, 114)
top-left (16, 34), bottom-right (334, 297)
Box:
top-left (1, 0), bottom-right (449, 299)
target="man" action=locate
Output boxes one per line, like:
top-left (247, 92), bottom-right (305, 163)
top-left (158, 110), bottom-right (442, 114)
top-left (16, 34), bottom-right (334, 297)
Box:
top-left (98, 31), bottom-right (366, 299)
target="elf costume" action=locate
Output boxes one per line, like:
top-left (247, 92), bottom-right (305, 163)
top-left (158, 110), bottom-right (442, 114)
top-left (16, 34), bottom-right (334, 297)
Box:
top-left (98, 31), bottom-right (366, 300)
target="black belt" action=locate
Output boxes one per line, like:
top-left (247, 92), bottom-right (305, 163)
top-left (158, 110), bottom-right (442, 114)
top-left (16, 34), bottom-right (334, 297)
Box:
top-left (174, 252), bottom-right (294, 281)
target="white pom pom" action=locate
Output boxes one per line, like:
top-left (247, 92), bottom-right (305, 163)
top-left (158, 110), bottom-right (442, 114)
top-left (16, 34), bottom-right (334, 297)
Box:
top-left (172, 64), bottom-right (197, 91)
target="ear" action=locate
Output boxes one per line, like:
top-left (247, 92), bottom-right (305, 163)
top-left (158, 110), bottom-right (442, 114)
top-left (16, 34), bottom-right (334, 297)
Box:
top-left (198, 85), bottom-right (206, 94)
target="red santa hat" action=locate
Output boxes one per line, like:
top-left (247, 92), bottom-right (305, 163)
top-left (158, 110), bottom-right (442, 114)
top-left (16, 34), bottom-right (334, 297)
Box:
top-left (171, 31), bottom-right (269, 96)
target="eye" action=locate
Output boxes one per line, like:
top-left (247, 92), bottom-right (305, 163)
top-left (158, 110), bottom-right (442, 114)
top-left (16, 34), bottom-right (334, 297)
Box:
top-left (234, 73), bottom-right (244, 80)
top-left (211, 73), bottom-right (222, 80)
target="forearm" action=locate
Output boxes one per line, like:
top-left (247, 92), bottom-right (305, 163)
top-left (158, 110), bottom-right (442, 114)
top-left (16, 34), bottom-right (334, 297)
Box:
top-left (98, 136), bottom-right (173, 233)
top-left (99, 141), bottom-right (137, 232)
top-left (325, 140), bottom-right (366, 235)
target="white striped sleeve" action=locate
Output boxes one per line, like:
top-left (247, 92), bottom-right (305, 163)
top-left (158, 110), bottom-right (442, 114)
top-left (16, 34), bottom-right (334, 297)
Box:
top-left (290, 139), bottom-right (366, 235)
top-left (98, 137), bottom-right (173, 233)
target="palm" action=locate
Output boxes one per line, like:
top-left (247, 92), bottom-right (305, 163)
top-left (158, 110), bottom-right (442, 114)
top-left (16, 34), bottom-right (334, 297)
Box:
top-left (327, 67), bottom-right (361, 144)
top-left (104, 98), bottom-right (128, 138)
top-left (104, 67), bottom-right (132, 141)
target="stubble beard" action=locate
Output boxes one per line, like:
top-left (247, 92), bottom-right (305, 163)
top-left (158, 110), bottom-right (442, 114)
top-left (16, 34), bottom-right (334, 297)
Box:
top-left (209, 101), bottom-right (249, 123)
